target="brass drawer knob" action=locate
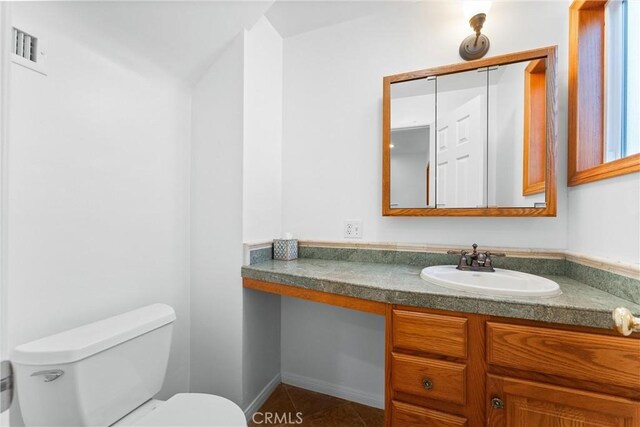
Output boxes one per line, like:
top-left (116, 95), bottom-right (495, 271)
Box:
top-left (612, 307), bottom-right (640, 336)
top-left (422, 378), bottom-right (433, 390)
top-left (491, 397), bottom-right (504, 409)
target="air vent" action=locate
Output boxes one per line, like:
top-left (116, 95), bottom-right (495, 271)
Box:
top-left (10, 26), bottom-right (47, 75)
top-left (13, 28), bottom-right (38, 62)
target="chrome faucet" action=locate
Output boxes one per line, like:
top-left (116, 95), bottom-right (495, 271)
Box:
top-left (446, 243), bottom-right (505, 272)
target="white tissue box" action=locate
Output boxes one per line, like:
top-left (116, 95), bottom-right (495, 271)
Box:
top-left (273, 239), bottom-right (298, 261)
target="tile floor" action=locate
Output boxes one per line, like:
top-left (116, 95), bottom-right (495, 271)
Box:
top-left (249, 383), bottom-right (384, 427)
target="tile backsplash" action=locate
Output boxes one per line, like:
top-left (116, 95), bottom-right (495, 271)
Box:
top-left (246, 241), bottom-right (640, 304)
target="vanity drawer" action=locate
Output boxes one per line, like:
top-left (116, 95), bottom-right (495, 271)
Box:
top-left (392, 310), bottom-right (467, 358)
top-left (391, 400), bottom-right (467, 427)
top-left (487, 322), bottom-right (640, 390)
top-left (391, 353), bottom-right (466, 405)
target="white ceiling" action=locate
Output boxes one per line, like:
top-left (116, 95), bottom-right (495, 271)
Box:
top-left (16, 1), bottom-right (416, 84)
top-left (17, 1), bottom-right (273, 84)
top-left (265, 1), bottom-right (408, 38)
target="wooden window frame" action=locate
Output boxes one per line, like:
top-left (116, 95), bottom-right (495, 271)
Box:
top-left (568, 0), bottom-right (640, 186)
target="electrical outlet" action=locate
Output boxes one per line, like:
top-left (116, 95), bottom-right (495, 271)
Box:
top-left (344, 220), bottom-right (363, 239)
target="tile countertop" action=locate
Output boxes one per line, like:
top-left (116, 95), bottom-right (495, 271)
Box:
top-left (241, 258), bottom-right (640, 330)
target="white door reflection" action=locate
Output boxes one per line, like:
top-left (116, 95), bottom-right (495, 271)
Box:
top-left (435, 95), bottom-right (485, 208)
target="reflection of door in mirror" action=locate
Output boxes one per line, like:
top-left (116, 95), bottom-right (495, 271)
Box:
top-left (488, 60), bottom-right (546, 208)
top-left (436, 69), bottom-right (487, 208)
top-left (390, 78), bottom-right (436, 209)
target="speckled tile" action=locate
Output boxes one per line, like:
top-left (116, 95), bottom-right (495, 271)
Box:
top-left (565, 261), bottom-right (640, 304)
top-left (284, 384), bottom-right (346, 417)
top-left (301, 403), bottom-right (365, 426)
top-left (241, 258), bottom-right (640, 330)
top-left (349, 402), bottom-right (384, 427)
top-left (251, 384), bottom-right (383, 427)
top-left (249, 384), bottom-right (297, 427)
top-left (294, 246), bottom-right (564, 274)
top-left (490, 256), bottom-right (566, 275)
top-left (250, 247), bottom-right (273, 265)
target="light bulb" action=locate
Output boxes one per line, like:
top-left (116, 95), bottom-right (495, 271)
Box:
top-left (462, 0), bottom-right (492, 21)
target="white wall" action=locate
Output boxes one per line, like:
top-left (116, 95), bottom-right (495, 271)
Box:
top-left (282, 1), bottom-right (569, 249)
top-left (7, 4), bottom-right (192, 424)
top-left (191, 17), bottom-right (284, 411)
top-left (242, 17), bottom-right (283, 410)
top-left (281, 298), bottom-right (385, 408)
top-left (190, 34), bottom-right (245, 404)
top-left (0, 3), bottom-right (10, 426)
top-left (280, 0), bottom-right (571, 406)
top-left (568, 174), bottom-right (640, 265)
top-left (243, 18), bottom-right (283, 242)
top-left (283, 2), bottom-right (568, 248)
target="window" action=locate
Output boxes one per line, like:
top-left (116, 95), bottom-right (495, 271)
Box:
top-left (623, 0), bottom-right (639, 158)
top-left (568, 0), bottom-right (640, 186)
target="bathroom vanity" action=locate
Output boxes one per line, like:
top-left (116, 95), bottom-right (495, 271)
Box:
top-left (388, 307), bottom-right (639, 426)
top-left (242, 247), bottom-right (640, 427)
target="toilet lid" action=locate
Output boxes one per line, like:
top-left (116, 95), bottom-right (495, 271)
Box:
top-left (133, 393), bottom-right (246, 427)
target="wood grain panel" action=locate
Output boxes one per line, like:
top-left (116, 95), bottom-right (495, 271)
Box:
top-left (569, 153), bottom-right (640, 186)
top-left (242, 278), bottom-right (386, 315)
top-left (522, 59), bottom-right (546, 196)
top-left (487, 375), bottom-right (640, 427)
top-left (385, 305), bottom-right (393, 427)
top-left (465, 313), bottom-right (488, 427)
top-left (386, 47), bottom-right (557, 83)
top-left (486, 322), bottom-right (640, 390)
top-left (570, 4), bottom-right (605, 172)
top-left (391, 353), bottom-right (466, 405)
top-left (391, 401), bottom-right (467, 427)
top-left (392, 310), bottom-right (467, 358)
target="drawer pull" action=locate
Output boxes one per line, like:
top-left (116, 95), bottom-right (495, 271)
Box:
top-left (421, 378), bottom-right (433, 390)
top-left (491, 397), bottom-right (504, 409)
top-left (612, 307), bottom-right (640, 336)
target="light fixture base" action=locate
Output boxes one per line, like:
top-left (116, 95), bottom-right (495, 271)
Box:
top-left (459, 33), bottom-right (490, 61)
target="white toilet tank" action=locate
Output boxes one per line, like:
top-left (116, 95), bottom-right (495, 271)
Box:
top-left (12, 304), bottom-right (176, 426)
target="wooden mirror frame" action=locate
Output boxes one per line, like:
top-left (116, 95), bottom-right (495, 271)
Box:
top-left (382, 46), bottom-right (558, 217)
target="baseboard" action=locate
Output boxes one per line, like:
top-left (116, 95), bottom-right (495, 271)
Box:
top-left (281, 372), bottom-right (384, 409)
top-left (243, 373), bottom-right (282, 420)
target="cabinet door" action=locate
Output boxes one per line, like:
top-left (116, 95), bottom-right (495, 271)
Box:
top-left (487, 375), bottom-right (640, 427)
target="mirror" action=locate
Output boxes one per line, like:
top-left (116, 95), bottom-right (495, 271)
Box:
top-left (383, 47), bottom-right (557, 216)
top-left (390, 77), bottom-right (435, 208)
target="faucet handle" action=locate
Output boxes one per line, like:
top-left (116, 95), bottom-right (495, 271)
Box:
top-left (477, 253), bottom-right (487, 266)
top-left (486, 251), bottom-right (506, 257)
top-left (447, 249), bottom-right (466, 255)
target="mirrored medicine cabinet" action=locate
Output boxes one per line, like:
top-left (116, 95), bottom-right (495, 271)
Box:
top-left (382, 46), bottom-right (557, 217)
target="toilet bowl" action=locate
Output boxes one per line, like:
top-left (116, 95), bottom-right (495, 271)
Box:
top-left (114, 394), bottom-right (246, 427)
top-left (12, 304), bottom-right (246, 427)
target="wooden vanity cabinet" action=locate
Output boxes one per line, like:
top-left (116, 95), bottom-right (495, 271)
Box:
top-left (387, 308), bottom-right (487, 426)
top-left (386, 306), bottom-right (640, 427)
top-left (486, 375), bottom-right (640, 426)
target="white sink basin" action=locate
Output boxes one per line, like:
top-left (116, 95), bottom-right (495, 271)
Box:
top-left (420, 265), bottom-right (561, 297)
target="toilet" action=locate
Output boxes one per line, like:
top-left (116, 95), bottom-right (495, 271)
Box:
top-left (12, 304), bottom-right (246, 426)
